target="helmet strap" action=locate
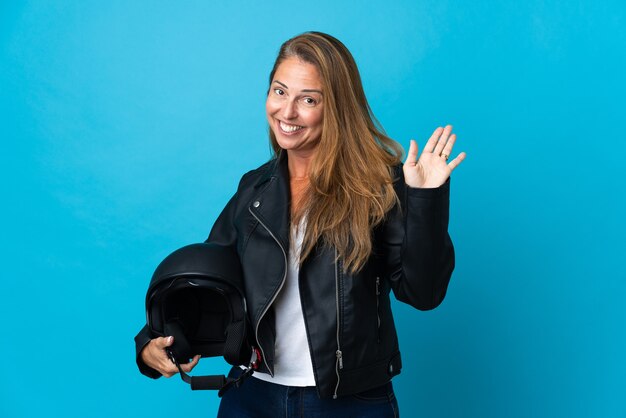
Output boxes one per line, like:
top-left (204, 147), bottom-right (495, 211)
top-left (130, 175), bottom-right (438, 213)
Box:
top-left (169, 346), bottom-right (260, 394)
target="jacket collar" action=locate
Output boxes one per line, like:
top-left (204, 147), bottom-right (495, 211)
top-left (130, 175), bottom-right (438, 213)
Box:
top-left (255, 150), bottom-right (288, 188)
top-left (249, 151), bottom-right (290, 251)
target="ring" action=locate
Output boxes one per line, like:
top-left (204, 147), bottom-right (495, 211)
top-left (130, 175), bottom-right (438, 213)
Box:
top-left (441, 153), bottom-right (449, 161)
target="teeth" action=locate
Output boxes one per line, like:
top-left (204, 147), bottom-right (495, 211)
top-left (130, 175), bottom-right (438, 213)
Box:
top-left (279, 121), bottom-right (304, 133)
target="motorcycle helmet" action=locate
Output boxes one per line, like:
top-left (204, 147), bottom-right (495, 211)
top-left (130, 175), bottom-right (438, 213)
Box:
top-left (145, 242), bottom-right (254, 391)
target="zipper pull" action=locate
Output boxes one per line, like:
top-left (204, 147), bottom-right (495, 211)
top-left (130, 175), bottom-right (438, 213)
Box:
top-left (336, 350), bottom-right (343, 369)
top-left (376, 276), bottom-right (380, 295)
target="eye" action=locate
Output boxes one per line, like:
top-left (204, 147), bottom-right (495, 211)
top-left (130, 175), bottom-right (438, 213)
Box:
top-left (273, 88), bottom-right (285, 96)
top-left (303, 97), bottom-right (317, 106)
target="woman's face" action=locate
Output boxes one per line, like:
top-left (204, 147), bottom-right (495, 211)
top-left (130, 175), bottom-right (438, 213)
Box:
top-left (266, 57), bottom-right (324, 156)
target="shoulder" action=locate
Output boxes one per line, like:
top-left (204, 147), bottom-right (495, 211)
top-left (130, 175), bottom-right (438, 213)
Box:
top-left (244, 158), bottom-right (275, 176)
top-left (236, 158), bottom-right (277, 191)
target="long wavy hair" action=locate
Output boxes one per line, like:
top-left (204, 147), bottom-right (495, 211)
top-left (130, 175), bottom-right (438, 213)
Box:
top-left (268, 32), bottom-right (403, 274)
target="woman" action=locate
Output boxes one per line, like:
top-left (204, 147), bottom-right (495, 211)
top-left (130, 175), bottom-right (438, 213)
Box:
top-left (135, 31), bottom-right (465, 417)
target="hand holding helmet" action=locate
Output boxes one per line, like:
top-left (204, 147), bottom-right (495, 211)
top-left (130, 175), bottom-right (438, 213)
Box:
top-left (141, 243), bottom-right (253, 391)
top-left (141, 336), bottom-right (201, 378)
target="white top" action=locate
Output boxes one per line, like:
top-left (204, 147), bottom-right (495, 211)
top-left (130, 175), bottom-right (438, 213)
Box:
top-left (252, 221), bottom-right (316, 387)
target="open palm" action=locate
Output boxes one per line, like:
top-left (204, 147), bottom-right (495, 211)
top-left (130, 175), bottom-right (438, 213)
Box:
top-left (403, 125), bottom-right (466, 188)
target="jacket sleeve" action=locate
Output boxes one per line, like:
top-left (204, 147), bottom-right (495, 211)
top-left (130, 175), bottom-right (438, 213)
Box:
top-left (134, 324), bottom-right (162, 379)
top-left (205, 191), bottom-right (240, 247)
top-left (385, 176), bottom-right (455, 310)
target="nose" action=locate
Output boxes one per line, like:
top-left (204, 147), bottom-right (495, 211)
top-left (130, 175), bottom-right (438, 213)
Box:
top-left (281, 100), bottom-right (297, 120)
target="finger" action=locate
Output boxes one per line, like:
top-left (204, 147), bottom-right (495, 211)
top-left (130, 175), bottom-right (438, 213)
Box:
top-left (404, 139), bottom-right (418, 165)
top-left (161, 364), bottom-right (179, 378)
top-left (423, 127), bottom-right (443, 153)
top-left (160, 362), bottom-right (180, 376)
top-left (142, 338), bottom-right (171, 366)
top-left (180, 355), bottom-right (201, 373)
top-left (433, 125), bottom-right (453, 155)
top-left (154, 336), bottom-right (174, 349)
top-left (153, 337), bottom-right (176, 369)
top-left (447, 152), bottom-right (466, 171)
top-left (158, 351), bottom-right (182, 375)
top-left (152, 352), bottom-right (179, 376)
top-left (142, 339), bottom-right (180, 377)
top-left (440, 134), bottom-right (457, 160)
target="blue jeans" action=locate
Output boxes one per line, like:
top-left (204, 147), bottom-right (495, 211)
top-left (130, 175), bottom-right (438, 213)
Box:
top-left (217, 367), bottom-right (399, 418)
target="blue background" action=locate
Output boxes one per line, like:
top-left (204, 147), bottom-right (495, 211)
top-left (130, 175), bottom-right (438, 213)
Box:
top-left (1, 1), bottom-right (625, 417)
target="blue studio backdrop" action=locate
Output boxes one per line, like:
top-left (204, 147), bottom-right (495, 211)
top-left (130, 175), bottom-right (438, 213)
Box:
top-left (1, 1), bottom-right (625, 417)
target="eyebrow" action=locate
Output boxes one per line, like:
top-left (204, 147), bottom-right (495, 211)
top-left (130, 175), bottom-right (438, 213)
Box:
top-left (273, 80), bottom-right (323, 95)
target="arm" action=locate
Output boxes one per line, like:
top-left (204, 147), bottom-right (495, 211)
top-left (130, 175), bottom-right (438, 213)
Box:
top-left (134, 324), bottom-right (161, 379)
top-left (386, 125), bottom-right (464, 310)
top-left (386, 178), bottom-right (455, 310)
top-left (205, 191), bottom-right (240, 246)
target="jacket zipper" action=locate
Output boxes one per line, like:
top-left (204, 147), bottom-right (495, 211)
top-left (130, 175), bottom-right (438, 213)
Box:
top-left (248, 206), bottom-right (288, 377)
top-left (376, 276), bottom-right (381, 343)
top-left (333, 249), bottom-right (343, 399)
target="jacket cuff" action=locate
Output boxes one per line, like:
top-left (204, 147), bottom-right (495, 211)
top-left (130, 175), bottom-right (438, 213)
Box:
top-left (406, 177), bottom-right (450, 199)
top-left (134, 324), bottom-right (162, 379)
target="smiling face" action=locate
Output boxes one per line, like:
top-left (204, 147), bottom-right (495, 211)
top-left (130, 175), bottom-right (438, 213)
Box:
top-left (266, 57), bottom-right (324, 158)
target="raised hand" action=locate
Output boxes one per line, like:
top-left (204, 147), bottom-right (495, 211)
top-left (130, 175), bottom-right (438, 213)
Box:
top-left (403, 125), bottom-right (466, 188)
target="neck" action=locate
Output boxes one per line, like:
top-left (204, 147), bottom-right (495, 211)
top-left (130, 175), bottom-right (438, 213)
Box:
top-left (286, 150), bottom-right (315, 179)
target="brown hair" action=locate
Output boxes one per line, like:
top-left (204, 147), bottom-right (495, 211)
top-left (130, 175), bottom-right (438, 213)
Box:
top-left (268, 32), bottom-right (403, 274)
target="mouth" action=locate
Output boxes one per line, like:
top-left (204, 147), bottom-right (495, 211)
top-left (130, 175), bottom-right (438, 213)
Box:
top-left (278, 120), bottom-right (305, 134)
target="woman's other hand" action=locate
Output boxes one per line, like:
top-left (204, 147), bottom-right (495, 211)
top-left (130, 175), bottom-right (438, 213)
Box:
top-left (403, 125), bottom-right (466, 188)
top-left (140, 336), bottom-right (201, 378)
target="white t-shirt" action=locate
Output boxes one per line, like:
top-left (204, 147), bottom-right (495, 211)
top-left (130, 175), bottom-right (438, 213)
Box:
top-left (252, 221), bottom-right (316, 386)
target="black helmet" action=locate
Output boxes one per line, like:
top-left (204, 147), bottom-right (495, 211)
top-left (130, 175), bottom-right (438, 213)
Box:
top-left (145, 243), bottom-right (254, 391)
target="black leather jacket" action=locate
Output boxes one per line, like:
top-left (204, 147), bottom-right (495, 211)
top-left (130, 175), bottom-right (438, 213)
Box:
top-left (134, 152), bottom-right (455, 399)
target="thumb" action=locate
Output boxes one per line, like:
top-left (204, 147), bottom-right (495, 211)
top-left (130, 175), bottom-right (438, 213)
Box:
top-left (404, 139), bottom-right (418, 166)
top-left (155, 336), bottom-right (174, 349)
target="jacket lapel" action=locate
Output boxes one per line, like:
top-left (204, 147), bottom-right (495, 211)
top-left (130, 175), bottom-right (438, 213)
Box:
top-left (249, 152), bottom-right (290, 252)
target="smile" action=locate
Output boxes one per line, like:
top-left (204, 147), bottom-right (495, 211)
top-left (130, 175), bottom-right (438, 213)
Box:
top-left (279, 120), bottom-right (305, 134)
